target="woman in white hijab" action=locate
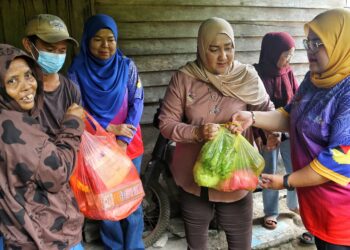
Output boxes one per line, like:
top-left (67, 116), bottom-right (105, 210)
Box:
top-left (159, 17), bottom-right (274, 250)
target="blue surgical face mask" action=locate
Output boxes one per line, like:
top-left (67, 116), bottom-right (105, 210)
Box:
top-left (30, 43), bottom-right (66, 74)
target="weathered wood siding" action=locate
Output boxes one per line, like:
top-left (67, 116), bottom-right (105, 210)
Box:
top-left (0, 0), bottom-right (347, 124)
top-left (0, 0), bottom-right (94, 72)
top-left (94, 0), bottom-right (346, 123)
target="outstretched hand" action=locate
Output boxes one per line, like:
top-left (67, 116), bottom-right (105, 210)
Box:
top-left (231, 111), bottom-right (253, 132)
top-left (259, 173), bottom-right (284, 190)
top-left (225, 122), bottom-right (243, 134)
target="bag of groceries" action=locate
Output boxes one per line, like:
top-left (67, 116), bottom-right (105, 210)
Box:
top-left (194, 125), bottom-right (264, 192)
top-left (70, 112), bottom-right (144, 220)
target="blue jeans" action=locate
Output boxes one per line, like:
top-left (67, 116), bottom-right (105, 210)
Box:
top-left (262, 139), bottom-right (298, 217)
top-left (100, 156), bottom-right (145, 250)
top-left (71, 242), bottom-right (84, 250)
top-left (0, 235), bottom-right (3, 250)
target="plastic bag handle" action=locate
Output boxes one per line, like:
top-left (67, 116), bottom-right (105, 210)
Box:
top-left (83, 111), bottom-right (108, 136)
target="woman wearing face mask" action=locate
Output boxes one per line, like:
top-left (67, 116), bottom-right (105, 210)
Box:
top-left (158, 17), bottom-right (274, 250)
top-left (22, 14), bottom-right (81, 138)
top-left (0, 44), bottom-right (85, 250)
top-left (232, 8), bottom-right (350, 249)
top-left (68, 14), bottom-right (144, 250)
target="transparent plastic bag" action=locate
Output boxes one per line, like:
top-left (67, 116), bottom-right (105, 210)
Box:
top-left (194, 126), bottom-right (264, 191)
top-left (70, 112), bottom-right (144, 220)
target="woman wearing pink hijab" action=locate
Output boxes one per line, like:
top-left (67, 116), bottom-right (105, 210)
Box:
top-left (253, 32), bottom-right (299, 229)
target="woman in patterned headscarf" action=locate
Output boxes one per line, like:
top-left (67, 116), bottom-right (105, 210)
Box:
top-left (0, 44), bottom-right (85, 250)
top-left (232, 8), bottom-right (350, 249)
top-left (159, 17), bottom-right (274, 250)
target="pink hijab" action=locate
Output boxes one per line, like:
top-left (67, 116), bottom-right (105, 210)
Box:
top-left (254, 32), bottom-right (298, 108)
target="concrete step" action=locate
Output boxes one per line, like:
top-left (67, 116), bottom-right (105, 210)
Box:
top-left (83, 190), bottom-right (317, 250)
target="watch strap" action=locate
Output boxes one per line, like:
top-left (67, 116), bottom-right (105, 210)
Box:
top-left (283, 174), bottom-right (295, 191)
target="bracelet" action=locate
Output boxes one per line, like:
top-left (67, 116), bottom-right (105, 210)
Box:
top-left (283, 174), bottom-right (295, 191)
top-left (193, 127), bottom-right (203, 142)
top-left (250, 111), bottom-right (256, 125)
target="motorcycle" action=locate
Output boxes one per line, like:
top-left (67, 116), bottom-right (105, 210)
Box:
top-left (141, 99), bottom-right (180, 247)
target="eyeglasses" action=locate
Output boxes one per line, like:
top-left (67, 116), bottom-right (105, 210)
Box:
top-left (303, 39), bottom-right (324, 53)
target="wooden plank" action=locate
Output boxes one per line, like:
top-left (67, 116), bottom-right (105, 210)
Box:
top-left (44, 0), bottom-right (94, 72)
top-left (96, 0), bottom-right (345, 9)
top-left (0, 0), bottom-right (28, 48)
top-left (139, 63), bottom-right (309, 88)
top-left (139, 63), bottom-right (309, 87)
top-left (131, 50), bottom-right (308, 72)
top-left (142, 104), bottom-right (159, 124)
top-left (140, 71), bottom-right (175, 87)
top-left (66, 0), bottom-right (94, 53)
top-left (133, 54), bottom-right (195, 72)
top-left (117, 22), bottom-right (305, 39)
top-left (23, 0), bottom-right (47, 20)
top-left (142, 69), bottom-right (310, 102)
top-left (292, 64), bottom-right (309, 77)
top-left (141, 72), bottom-right (309, 124)
top-left (119, 36), bottom-right (306, 56)
top-left (95, 5), bottom-right (323, 22)
top-left (144, 86), bottom-right (167, 103)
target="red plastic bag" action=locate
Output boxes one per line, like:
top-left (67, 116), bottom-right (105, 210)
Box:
top-left (70, 112), bottom-right (144, 221)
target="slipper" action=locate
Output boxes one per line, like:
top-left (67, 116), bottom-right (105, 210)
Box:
top-left (300, 231), bottom-right (315, 244)
top-left (262, 216), bottom-right (277, 230)
top-left (289, 207), bottom-right (300, 215)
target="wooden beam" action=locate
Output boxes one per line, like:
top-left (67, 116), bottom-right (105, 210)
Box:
top-left (96, 5), bottom-right (323, 22)
top-left (96, 0), bottom-right (345, 9)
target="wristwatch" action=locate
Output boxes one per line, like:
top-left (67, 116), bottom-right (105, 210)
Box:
top-left (283, 174), bottom-right (295, 191)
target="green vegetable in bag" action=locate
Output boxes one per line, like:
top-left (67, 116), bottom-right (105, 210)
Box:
top-left (193, 125), bottom-right (264, 191)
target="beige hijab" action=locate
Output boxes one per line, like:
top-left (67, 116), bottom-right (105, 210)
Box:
top-left (180, 17), bottom-right (267, 105)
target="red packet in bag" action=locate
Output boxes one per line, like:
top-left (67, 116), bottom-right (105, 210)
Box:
top-left (70, 112), bottom-right (144, 220)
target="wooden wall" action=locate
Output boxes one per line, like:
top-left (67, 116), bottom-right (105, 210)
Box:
top-left (0, 0), bottom-right (347, 124)
top-left (94, 0), bottom-right (346, 124)
top-left (0, 0), bottom-right (94, 72)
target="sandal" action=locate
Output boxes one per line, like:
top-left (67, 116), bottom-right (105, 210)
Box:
top-left (300, 231), bottom-right (315, 244)
top-left (290, 207), bottom-right (300, 215)
top-left (262, 216), bottom-right (277, 230)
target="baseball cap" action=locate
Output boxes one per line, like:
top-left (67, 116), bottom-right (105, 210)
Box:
top-left (25, 14), bottom-right (79, 47)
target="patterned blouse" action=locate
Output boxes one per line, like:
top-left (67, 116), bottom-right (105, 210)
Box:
top-left (284, 72), bottom-right (350, 245)
top-left (0, 110), bottom-right (84, 249)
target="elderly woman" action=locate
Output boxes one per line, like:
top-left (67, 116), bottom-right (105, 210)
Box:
top-left (159, 17), bottom-right (274, 250)
top-left (0, 44), bottom-right (84, 250)
top-left (232, 8), bottom-right (350, 249)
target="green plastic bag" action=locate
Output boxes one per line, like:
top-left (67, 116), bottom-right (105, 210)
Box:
top-left (193, 126), bottom-right (264, 191)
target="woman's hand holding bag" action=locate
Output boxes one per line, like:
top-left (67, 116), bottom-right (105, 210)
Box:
top-left (70, 111), bottom-right (144, 221)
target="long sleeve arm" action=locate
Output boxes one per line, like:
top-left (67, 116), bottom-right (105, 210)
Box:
top-left (35, 115), bottom-right (84, 193)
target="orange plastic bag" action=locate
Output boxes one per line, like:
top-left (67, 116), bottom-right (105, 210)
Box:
top-left (70, 112), bottom-right (145, 221)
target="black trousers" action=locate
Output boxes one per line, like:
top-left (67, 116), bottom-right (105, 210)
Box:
top-left (315, 237), bottom-right (350, 250)
top-left (180, 188), bottom-right (252, 250)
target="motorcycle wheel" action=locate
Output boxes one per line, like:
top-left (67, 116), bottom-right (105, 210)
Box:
top-left (142, 182), bottom-right (171, 247)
